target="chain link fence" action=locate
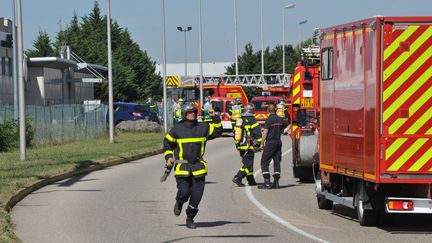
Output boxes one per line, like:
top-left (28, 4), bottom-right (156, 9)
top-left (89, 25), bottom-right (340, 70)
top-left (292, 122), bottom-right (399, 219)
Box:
top-left (0, 104), bottom-right (108, 145)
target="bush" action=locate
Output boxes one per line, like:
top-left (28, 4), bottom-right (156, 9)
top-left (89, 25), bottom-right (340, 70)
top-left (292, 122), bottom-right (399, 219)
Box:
top-left (0, 119), bottom-right (34, 152)
top-left (0, 121), bottom-right (18, 151)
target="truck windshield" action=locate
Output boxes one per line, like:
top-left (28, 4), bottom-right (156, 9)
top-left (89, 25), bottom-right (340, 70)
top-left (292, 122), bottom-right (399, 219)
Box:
top-left (211, 101), bottom-right (224, 113)
top-left (252, 100), bottom-right (277, 112)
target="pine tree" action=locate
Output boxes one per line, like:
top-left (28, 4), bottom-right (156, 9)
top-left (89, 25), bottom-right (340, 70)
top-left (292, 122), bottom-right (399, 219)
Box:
top-left (25, 30), bottom-right (56, 57)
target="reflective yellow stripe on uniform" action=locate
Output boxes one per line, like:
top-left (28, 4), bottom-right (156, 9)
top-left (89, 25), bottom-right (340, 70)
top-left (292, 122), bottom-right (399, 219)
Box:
top-left (165, 134), bottom-right (176, 142)
top-left (209, 122), bottom-right (222, 136)
top-left (175, 163), bottom-right (189, 176)
top-left (164, 150), bottom-right (173, 156)
top-left (177, 137), bottom-right (207, 160)
top-left (192, 161), bottom-right (208, 176)
top-left (238, 145), bottom-right (252, 150)
top-left (251, 123), bottom-right (259, 129)
top-left (240, 167), bottom-right (253, 176)
top-left (256, 138), bottom-right (262, 142)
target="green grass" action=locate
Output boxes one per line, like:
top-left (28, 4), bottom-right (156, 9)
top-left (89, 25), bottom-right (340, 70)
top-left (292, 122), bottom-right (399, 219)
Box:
top-left (0, 131), bottom-right (163, 243)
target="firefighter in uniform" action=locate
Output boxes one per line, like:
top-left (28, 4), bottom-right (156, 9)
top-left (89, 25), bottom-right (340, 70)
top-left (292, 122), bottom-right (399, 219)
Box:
top-left (201, 96), bottom-right (213, 123)
top-left (259, 104), bottom-right (289, 189)
top-left (173, 98), bottom-right (184, 124)
top-left (276, 101), bottom-right (287, 120)
top-left (229, 97), bottom-right (243, 127)
top-left (163, 102), bottom-right (222, 229)
top-left (232, 103), bottom-right (262, 186)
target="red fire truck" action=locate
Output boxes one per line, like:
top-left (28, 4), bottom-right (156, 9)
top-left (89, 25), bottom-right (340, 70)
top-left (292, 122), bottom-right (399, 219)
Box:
top-left (172, 82), bottom-right (248, 129)
top-left (250, 96), bottom-right (281, 127)
top-left (315, 16), bottom-right (432, 226)
top-left (290, 46), bottom-right (321, 181)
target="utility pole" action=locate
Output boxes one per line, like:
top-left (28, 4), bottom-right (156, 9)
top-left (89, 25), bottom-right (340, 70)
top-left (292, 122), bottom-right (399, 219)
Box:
top-left (106, 0), bottom-right (114, 143)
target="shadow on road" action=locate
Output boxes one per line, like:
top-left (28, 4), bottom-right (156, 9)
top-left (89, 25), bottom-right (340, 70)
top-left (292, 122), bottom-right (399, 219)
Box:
top-left (162, 234), bottom-right (273, 243)
top-left (205, 181), bottom-right (217, 184)
top-left (176, 220), bottom-right (250, 228)
top-left (329, 204), bottom-right (432, 233)
top-left (196, 220), bottom-right (250, 227)
top-left (53, 173), bottom-right (99, 187)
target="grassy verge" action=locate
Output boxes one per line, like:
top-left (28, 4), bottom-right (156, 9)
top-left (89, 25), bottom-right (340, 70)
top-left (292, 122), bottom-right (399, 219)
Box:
top-left (0, 131), bottom-right (164, 243)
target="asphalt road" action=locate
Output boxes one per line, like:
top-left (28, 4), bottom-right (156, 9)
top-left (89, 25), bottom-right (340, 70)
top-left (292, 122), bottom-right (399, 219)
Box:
top-left (12, 136), bottom-right (432, 243)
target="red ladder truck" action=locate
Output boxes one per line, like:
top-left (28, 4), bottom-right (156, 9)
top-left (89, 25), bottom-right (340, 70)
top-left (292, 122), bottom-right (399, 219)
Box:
top-left (289, 46), bottom-right (321, 181)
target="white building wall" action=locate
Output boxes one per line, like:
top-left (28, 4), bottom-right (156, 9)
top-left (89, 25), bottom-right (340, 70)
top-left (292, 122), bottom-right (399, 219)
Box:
top-left (155, 62), bottom-right (233, 76)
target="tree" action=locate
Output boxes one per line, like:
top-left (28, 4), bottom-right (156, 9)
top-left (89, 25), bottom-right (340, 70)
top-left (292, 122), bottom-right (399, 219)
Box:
top-left (25, 30), bottom-right (56, 57)
top-left (225, 43), bottom-right (301, 100)
top-left (31, 1), bottom-right (161, 102)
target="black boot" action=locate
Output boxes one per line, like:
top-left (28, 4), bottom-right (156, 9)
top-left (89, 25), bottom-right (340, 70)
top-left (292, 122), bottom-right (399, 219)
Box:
top-left (232, 175), bottom-right (244, 187)
top-left (272, 177), bottom-right (280, 189)
top-left (258, 178), bottom-right (272, 189)
top-left (173, 200), bottom-right (183, 216)
top-left (246, 175), bottom-right (257, 186)
top-left (186, 217), bottom-right (197, 229)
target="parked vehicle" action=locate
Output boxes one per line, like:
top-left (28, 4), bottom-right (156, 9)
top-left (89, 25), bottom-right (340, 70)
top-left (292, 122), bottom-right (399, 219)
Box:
top-left (210, 97), bottom-right (235, 132)
top-left (289, 47), bottom-right (321, 182)
top-left (315, 16), bottom-right (432, 226)
top-left (250, 96), bottom-right (280, 127)
top-left (113, 102), bottom-right (160, 125)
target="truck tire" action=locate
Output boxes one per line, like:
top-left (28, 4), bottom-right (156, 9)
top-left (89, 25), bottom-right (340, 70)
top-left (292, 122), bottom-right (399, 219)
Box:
top-left (356, 196), bottom-right (378, 226)
top-left (315, 173), bottom-right (333, 209)
top-left (317, 195), bottom-right (333, 209)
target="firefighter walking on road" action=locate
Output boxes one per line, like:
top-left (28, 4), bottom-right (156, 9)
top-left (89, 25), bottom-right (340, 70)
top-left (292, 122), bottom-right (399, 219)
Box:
top-left (259, 104), bottom-right (289, 189)
top-left (232, 103), bottom-right (262, 187)
top-left (163, 102), bottom-right (222, 229)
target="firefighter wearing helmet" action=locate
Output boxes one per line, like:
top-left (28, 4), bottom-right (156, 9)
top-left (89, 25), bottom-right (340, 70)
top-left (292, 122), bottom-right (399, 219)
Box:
top-left (232, 102), bottom-right (262, 186)
top-left (276, 101), bottom-right (287, 118)
top-left (163, 102), bottom-right (222, 229)
top-left (229, 97), bottom-right (243, 126)
top-left (173, 98), bottom-right (184, 124)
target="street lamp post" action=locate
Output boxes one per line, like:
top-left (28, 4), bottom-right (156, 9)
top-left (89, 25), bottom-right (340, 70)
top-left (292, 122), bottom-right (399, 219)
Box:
top-left (177, 26), bottom-right (192, 77)
top-left (282, 4), bottom-right (295, 74)
top-left (298, 20), bottom-right (308, 48)
top-left (260, 0), bottom-right (264, 78)
top-left (161, 0), bottom-right (168, 132)
top-left (198, 0), bottom-right (203, 108)
top-left (15, 0), bottom-right (25, 160)
top-left (106, 0), bottom-right (114, 143)
top-left (233, 0), bottom-right (239, 77)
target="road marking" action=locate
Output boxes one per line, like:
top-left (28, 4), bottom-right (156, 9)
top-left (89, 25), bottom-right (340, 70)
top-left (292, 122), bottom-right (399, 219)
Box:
top-left (245, 148), bottom-right (329, 243)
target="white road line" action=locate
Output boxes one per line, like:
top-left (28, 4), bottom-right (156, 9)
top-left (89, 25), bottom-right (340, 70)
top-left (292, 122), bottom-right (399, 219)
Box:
top-left (245, 148), bottom-right (329, 243)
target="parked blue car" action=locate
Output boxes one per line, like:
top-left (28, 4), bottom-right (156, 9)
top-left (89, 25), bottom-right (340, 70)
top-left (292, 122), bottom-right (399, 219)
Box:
top-left (113, 102), bottom-right (160, 125)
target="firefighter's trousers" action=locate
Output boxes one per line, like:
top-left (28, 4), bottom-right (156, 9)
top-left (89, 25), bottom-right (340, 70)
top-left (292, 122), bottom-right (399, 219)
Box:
top-left (176, 176), bottom-right (205, 219)
top-left (261, 140), bottom-right (282, 179)
top-left (236, 150), bottom-right (255, 179)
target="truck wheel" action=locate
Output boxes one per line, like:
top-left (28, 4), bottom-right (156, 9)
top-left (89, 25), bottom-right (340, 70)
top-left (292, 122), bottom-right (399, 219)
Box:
top-left (317, 195), bottom-right (333, 210)
top-left (356, 197), bottom-right (378, 226)
top-left (315, 174), bottom-right (333, 209)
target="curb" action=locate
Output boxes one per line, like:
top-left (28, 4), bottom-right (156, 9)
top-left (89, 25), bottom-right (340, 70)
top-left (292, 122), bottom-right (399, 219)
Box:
top-left (4, 149), bottom-right (163, 212)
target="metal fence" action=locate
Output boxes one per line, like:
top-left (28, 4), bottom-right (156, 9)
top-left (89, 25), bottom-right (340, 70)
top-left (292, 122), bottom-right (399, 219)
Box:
top-left (0, 104), bottom-right (108, 145)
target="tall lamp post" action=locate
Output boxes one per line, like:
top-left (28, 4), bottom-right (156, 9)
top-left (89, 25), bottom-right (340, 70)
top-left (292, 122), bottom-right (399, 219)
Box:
top-left (177, 26), bottom-right (192, 77)
top-left (260, 0), bottom-right (264, 78)
top-left (298, 20), bottom-right (308, 48)
top-left (233, 0), bottom-right (239, 78)
top-left (282, 4), bottom-right (295, 74)
top-left (198, 0), bottom-right (203, 108)
top-left (106, 0), bottom-right (114, 143)
top-left (15, 0), bottom-right (25, 160)
top-left (161, 0), bottom-right (168, 132)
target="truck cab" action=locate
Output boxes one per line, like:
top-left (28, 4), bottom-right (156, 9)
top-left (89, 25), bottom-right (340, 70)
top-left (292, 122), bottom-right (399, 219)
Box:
top-left (210, 97), bottom-right (235, 132)
top-left (250, 96), bottom-right (280, 127)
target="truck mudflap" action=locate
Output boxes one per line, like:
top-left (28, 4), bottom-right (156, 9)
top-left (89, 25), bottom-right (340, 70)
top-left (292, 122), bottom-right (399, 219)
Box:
top-left (385, 197), bottom-right (432, 214)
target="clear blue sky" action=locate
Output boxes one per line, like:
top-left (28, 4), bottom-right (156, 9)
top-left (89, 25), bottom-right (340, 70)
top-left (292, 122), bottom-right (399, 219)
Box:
top-left (0, 0), bottom-right (430, 64)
